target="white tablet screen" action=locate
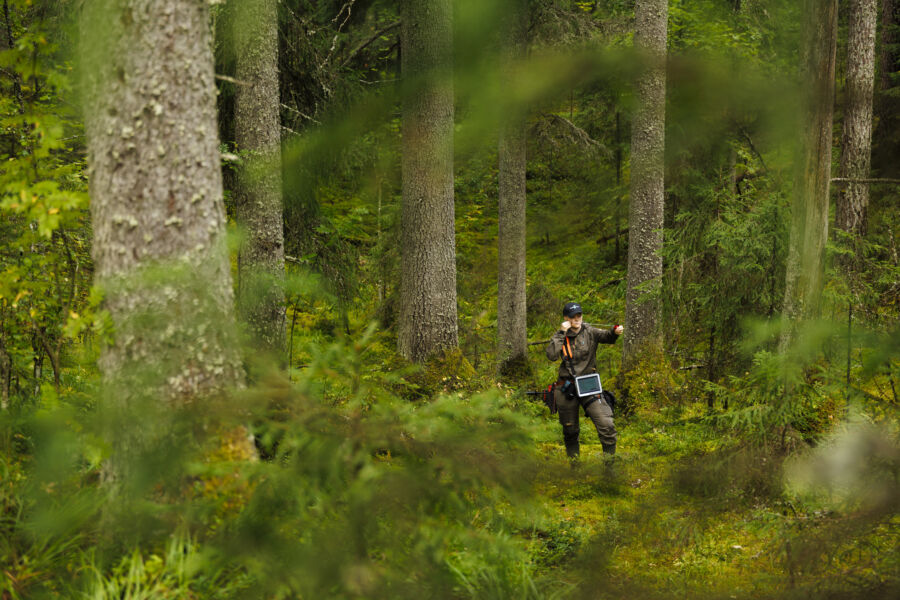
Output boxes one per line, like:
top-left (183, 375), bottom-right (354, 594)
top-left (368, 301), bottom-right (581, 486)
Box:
top-left (575, 374), bottom-right (602, 397)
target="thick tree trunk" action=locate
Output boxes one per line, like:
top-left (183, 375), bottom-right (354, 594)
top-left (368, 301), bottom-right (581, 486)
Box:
top-left (80, 0), bottom-right (242, 399)
top-left (398, 0), bottom-right (458, 362)
top-left (837, 0), bottom-right (878, 237)
top-left (497, 0), bottom-right (528, 370)
top-left (780, 0), bottom-right (838, 346)
top-left (879, 0), bottom-right (897, 93)
top-left (234, 0), bottom-right (286, 355)
top-left (624, 0), bottom-right (667, 370)
top-left (874, 0), bottom-right (899, 175)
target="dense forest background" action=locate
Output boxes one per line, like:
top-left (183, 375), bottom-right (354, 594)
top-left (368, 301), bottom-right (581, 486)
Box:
top-left (1, 0), bottom-right (898, 598)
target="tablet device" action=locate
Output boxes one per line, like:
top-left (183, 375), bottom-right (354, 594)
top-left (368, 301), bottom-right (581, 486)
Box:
top-left (575, 373), bottom-right (603, 397)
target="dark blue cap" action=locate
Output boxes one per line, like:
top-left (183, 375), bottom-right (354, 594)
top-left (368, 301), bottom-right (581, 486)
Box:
top-left (562, 302), bottom-right (582, 317)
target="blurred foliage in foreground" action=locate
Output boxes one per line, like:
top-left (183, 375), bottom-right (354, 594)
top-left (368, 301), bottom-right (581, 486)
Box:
top-left (3, 341), bottom-right (552, 599)
top-left (2, 315), bottom-right (898, 599)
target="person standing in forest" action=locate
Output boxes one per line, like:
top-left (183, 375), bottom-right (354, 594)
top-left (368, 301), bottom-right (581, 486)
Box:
top-left (545, 302), bottom-right (624, 458)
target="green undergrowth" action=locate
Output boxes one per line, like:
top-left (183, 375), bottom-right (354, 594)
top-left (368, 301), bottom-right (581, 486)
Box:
top-left (522, 404), bottom-right (898, 600)
top-left (5, 252), bottom-right (895, 600)
top-left (3, 325), bottom-right (897, 599)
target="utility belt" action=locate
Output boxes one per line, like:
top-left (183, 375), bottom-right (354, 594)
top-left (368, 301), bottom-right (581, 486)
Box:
top-left (558, 336), bottom-right (614, 412)
top-left (556, 376), bottom-right (602, 409)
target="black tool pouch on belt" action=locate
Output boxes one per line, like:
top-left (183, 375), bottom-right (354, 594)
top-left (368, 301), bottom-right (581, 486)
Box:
top-left (558, 379), bottom-right (577, 402)
top-left (601, 389), bottom-right (616, 414)
top-left (544, 384), bottom-right (557, 415)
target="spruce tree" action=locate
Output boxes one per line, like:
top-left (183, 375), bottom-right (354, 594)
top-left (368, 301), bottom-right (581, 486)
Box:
top-left (497, 0), bottom-right (529, 371)
top-left (234, 0), bottom-right (286, 355)
top-left (80, 0), bottom-right (242, 398)
top-left (836, 0), bottom-right (877, 237)
top-left (398, 0), bottom-right (459, 362)
top-left (624, 0), bottom-right (668, 369)
top-left (781, 0), bottom-right (838, 345)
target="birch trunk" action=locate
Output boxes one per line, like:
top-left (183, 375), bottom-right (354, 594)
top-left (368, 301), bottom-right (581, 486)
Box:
top-left (624, 0), bottom-right (667, 370)
top-left (398, 0), bottom-right (458, 362)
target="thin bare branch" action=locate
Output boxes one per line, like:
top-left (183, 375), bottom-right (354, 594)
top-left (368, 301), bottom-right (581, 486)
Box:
top-left (340, 21), bottom-right (400, 68)
top-left (532, 113), bottom-right (612, 159)
top-left (215, 74), bottom-right (250, 86)
top-left (321, 0), bottom-right (358, 70)
top-left (281, 103), bottom-right (322, 125)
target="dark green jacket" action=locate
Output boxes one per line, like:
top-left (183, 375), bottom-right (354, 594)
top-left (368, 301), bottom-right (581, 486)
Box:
top-left (545, 324), bottom-right (619, 380)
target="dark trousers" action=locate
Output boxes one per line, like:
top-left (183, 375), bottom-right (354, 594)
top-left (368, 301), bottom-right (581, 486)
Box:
top-left (554, 386), bottom-right (617, 457)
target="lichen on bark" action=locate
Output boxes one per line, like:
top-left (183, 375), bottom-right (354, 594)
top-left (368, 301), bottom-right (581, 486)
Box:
top-left (233, 0), bottom-right (286, 356)
top-left (80, 0), bottom-right (243, 400)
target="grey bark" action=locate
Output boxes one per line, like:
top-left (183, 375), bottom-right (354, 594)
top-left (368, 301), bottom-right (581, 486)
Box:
top-left (623, 0), bottom-right (667, 370)
top-left (836, 0), bottom-right (877, 237)
top-left (398, 0), bottom-right (458, 362)
top-left (234, 0), bottom-right (286, 355)
top-left (80, 0), bottom-right (242, 399)
top-left (780, 0), bottom-right (838, 346)
top-left (497, 0), bottom-right (528, 368)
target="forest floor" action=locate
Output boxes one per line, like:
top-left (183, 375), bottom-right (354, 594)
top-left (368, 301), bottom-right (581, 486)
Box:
top-left (519, 400), bottom-right (898, 600)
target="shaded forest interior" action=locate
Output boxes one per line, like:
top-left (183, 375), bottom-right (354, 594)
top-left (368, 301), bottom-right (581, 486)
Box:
top-left (1, 0), bottom-right (898, 598)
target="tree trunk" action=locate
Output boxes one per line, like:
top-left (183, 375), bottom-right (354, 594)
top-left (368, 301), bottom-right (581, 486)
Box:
top-left (624, 0), bottom-right (667, 370)
top-left (780, 0), bottom-right (838, 347)
top-left (234, 0), bottom-right (286, 356)
top-left (873, 0), bottom-right (899, 175)
top-left (3, 0), bottom-right (22, 118)
top-left (836, 0), bottom-right (877, 237)
top-left (80, 0), bottom-right (243, 400)
top-left (615, 110), bottom-right (623, 263)
top-left (398, 0), bottom-right (458, 362)
top-left (497, 0), bottom-right (528, 370)
top-left (0, 326), bottom-right (9, 410)
top-left (879, 0), bottom-right (897, 93)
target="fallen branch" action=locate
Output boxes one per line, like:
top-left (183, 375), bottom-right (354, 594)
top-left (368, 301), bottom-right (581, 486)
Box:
top-left (599, 279), bottom-right (623, 289)
top-left (831, 177), bottom-right (900, 185)
top-left (849, 385), bottom-right (889, 403)
top-left (595, 228), bottom-right (628, 245)
top-left (281, 103), bottom-right (322, 125)
top-left (534, 113), bottom-right (612, 159)
top-left (528, 323), bottom-right (617, 348)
